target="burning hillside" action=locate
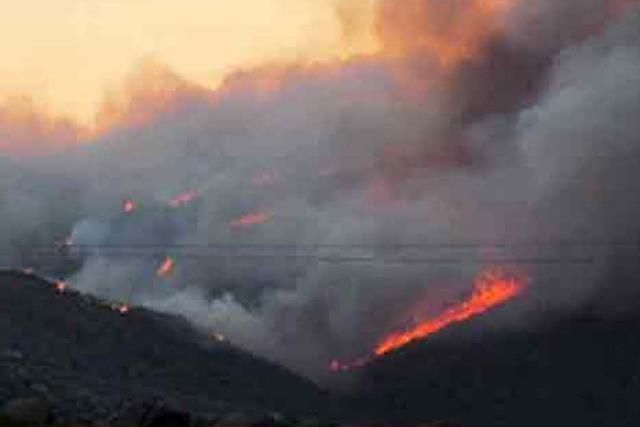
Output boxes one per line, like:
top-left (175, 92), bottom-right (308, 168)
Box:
top-left (0, 269), bottom-right (333, 422)
top-left (330, 266), bottom-right (525, 372)
top-left (1, 0), bottom-right (640, 391)
top-left (374, 267), bottom-right (525, 356)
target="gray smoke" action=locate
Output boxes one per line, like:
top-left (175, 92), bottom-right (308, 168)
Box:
top-left (1, 0), bottom-right (639, 383)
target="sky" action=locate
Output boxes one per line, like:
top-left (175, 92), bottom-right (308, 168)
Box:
top-left (0, 0), bottom-right (375, 123)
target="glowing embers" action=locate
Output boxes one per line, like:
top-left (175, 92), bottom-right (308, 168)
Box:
top-left (230, 211), bottom-right (273, 229)
top-left (122, 199), bottom-right (137, 214)
top-left (331, 266), bottom-right (525, 371)
top-left (110, 303), bottom-right (130, 315)
top-left (156, 256), bottom-right (175, 278)
top-left (375, 267), bottom-right (524, 356)
top-left (55, 280), bottom-right (68, 293)
top-left (167, 189), bottom-right (201, 208)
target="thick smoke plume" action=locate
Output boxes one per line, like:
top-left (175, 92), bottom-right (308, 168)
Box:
top-left (1, 0), bottom-right (640, 382)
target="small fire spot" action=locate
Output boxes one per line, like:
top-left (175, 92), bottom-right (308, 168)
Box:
top-left (123, 199), bottom-right (136, 213)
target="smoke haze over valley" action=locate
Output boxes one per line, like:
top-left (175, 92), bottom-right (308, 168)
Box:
top-left (1, 0), bottom-right (640, 385)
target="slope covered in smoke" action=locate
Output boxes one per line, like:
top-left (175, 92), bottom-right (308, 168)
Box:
top-left (0, 0), bottom-right (639, 384)
top-left (0, 270), bottom-right (334, 420)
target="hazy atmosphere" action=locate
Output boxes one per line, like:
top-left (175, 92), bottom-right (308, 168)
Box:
top-left (2, 0), bottom-right (640, 389)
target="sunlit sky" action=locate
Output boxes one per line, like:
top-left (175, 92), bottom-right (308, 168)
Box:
top-left (0, 0), bottom-right (376, 123)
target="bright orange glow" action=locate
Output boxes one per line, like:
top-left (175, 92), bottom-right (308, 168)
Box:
top-left (55, 281), bottom-right (68, 292)
top-left (0, 0), bottom-right (522, 149)
top-left (122, 199), bottom-right (136, 214)
top-left (0, 0), bottom-right (376, 123)
top-left (156, 256), bottom-right (175, 278)
top-left (231, 211), bottom-right (273, 228)
top-left (375, 267), bottom-right (524, 356)
top-left (330, 266), bottom-right (525, 371)
top-left (118, 304), bottom-right (130, 315)
top-left (376, 0), bottom-right (514, 68)
top-left (167, 189), bottom-right (201, 208)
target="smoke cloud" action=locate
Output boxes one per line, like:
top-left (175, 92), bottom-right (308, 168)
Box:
top-left (1, 0), bottom-right (639, 382)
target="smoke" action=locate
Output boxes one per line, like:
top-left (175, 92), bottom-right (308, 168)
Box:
top-left (1, 0), bottom-right (639, 383)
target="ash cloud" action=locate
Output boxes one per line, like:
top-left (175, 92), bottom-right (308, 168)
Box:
top-left (1, 0), bottom-right (640, 383)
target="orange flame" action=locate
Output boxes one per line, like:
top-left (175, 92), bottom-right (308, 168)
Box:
top-left (122, 199), bottom-right (136, 213)
top-left (55, 281), bottom-right (68, 292)
top-left (156, 256), bottom-right (175, 277)
top-left (375, 267), bottom-right (524, 356)
top-left (118, 304), bottom-right (130, 314)
top-left (230, 211), bottom-right (273, 228)
top-left (167, 189), bottom-right (200, 208)
top-left (330, 266), bottom-right (525, 371)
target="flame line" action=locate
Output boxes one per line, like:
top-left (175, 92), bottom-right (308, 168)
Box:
top-left (331, 267), bottom-right (526, 371)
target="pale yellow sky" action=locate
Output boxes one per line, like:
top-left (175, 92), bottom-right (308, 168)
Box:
top-left (0, 0), bottom-right (376, 123)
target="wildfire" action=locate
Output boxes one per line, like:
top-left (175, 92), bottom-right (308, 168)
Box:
top-left (375, 267), bottom-right (525, 356)
top-left (230, 211), bottom-right (273, 228)
top-left (122, 199), bottom-right (136, 213)
top-left (167, 189), bottom-right (201, 208)
top-left (156, 256), bottom-right (175, 278)
top-left (118, 304), bottom-right (130, 314)
top-left (331, 266), bottom-right (525, 371)
top-left (55, 281), bottom-right (67, 292)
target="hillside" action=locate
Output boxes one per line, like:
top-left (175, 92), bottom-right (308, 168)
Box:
top-left (0, 270), bottom-right (334, 422)
top-left (357, 301), bottom-right (640, 427)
